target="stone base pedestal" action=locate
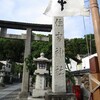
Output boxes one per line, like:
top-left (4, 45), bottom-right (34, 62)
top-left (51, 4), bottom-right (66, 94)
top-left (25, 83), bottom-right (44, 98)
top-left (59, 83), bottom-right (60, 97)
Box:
top-left (16, 91), bottom-right (28, 100)
top-left (32, 89), bottom-right (48, 98)
top-left (28, 97), bottom-right (45, 100)
top-left (45, 92), bottom-right (76, 100)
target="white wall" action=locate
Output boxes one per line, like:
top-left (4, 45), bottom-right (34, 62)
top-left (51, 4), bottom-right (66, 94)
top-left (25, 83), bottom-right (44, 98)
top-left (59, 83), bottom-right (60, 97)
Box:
top-left (82, 53), bottom-right (97, 70)
top-left (66, 58), bottom-right (77, 71)
top-left (66, 53), bottom-right (97, 71)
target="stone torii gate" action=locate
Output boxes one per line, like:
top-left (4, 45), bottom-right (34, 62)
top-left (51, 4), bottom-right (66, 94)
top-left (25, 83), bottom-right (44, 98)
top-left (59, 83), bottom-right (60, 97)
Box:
top-left (0, 20), bottom-right (52, 100)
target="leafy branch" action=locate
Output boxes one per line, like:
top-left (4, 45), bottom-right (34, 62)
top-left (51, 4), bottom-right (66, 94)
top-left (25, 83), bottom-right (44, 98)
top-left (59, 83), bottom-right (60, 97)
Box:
top-left (25, 54), bottom-right (36, 75)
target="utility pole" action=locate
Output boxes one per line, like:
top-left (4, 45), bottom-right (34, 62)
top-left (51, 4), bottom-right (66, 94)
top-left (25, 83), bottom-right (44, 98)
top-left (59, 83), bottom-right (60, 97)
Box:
top-left (90, 0), bottom-right (100, 99)
top-left (90, 0), bottom-right (100, 71)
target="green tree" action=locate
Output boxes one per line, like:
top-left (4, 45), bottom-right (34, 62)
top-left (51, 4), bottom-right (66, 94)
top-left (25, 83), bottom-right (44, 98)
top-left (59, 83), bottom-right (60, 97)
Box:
top-left (65, 34), bottom-right (96, 59)
top-left (31, 40), bottom-right (52, 59)
top-left (0, 38), bottom-right (24, 62)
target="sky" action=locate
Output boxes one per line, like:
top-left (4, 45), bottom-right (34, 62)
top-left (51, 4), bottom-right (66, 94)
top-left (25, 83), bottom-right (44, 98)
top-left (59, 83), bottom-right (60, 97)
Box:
top-left (0, 0), bottom-right (100, 39)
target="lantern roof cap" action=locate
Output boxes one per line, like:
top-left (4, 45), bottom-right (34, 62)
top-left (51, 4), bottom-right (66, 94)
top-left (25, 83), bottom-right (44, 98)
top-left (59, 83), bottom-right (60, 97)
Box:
top-left (34, 52), bottom-right (51, 62)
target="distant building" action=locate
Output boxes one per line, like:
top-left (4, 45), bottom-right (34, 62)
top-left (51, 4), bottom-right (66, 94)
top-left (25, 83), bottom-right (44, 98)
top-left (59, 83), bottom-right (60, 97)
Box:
top-left (82, 53), bottom-right (97, 70)
top-left (66, 53), bottom-right (97, 72)
top-left (0, 60), bottom-right (12, 84)
top-left (0, 60), bottom-right (11, 72)
top-left (66, 57), bottom-right (82, 71)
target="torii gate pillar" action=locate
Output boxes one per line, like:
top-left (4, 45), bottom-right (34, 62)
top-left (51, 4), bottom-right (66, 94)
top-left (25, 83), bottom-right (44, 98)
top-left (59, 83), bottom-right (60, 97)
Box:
top-left (1, 28), bottom-right (7, 36)
top-left (18, 28), bottom-right (32, 100)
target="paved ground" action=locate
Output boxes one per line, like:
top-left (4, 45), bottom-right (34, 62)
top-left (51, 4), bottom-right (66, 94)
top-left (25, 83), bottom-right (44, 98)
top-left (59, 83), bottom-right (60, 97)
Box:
top-left (0, 83), bottom-right (45, 100)
top-left (0, 83), bottom-right (21, 100)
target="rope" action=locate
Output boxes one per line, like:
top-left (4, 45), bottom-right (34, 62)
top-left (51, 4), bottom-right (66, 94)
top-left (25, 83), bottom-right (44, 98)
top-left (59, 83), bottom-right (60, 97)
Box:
top-left (83, 16), bottom-right (90, 56)
top-left (83, 0), bottom-right (91, 56)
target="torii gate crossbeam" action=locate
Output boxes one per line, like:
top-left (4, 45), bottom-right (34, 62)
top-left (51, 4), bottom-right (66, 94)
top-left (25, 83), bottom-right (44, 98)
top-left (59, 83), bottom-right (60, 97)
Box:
top-left (0, 20), bottom-right (52, 32)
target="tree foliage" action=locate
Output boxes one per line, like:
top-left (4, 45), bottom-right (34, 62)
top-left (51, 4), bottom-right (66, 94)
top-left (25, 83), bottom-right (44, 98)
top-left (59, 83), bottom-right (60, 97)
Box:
top-left (31, 40), bottom-right (52, 59)
top-left (0, 33), bottom-right (96, 76)
top-left (25, 54), bottom-right (36, 75)
top-left (0, 38), bottom-right (24, 62)
top-left (65, 34), bottom-right (96, 59)
top-left (11, 62), bottom-right (23, 75)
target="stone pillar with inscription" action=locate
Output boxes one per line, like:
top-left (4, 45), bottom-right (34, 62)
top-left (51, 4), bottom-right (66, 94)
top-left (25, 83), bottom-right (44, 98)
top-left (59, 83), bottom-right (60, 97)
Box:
top-left (52, 17), bottom-right (66, 93)
top-left (45, 17), bottom-right (76, 100)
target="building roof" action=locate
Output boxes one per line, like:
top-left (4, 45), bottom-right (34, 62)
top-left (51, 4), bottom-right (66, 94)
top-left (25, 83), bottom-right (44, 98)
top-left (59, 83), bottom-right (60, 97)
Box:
top-left (0, 61), bottom-right (7, 65)
top-left (71, 69), bottom-right (90, 76)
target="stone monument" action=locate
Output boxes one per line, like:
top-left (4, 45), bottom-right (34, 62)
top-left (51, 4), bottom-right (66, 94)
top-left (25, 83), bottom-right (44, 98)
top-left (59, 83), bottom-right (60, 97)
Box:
top-left (52, 17), bottom-right (66, 93)
top-left (45, 15), bottom-right (76, 100)
top-left (32, 53), bottom-right (51, 98)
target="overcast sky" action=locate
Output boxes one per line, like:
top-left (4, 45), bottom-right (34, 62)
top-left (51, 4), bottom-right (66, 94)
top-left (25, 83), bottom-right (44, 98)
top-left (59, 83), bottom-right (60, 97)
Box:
top-left (0, 0), bottom-right (100, 39)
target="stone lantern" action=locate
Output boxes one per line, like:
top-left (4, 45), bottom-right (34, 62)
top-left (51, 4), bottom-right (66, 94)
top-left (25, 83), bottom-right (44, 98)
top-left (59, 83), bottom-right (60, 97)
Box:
top-left (32, 53), bottom-right (51, 98)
